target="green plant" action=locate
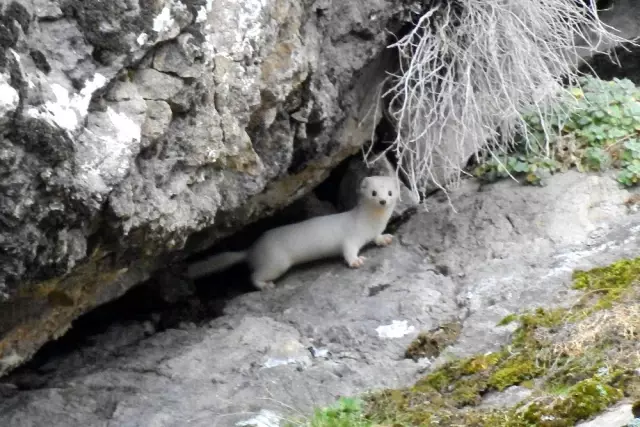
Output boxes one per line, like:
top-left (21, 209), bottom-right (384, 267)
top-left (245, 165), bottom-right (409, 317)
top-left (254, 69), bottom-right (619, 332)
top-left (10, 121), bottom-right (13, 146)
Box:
top-left (618, 139), bottom-right (640, 186)
top-left (292, 397), bottom-right (372, 427)
top-left (473, 76), bottom-right (640, 187)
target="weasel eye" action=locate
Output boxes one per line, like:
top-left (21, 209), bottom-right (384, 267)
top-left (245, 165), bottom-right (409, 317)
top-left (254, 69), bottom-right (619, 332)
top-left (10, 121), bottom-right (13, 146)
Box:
top-left (371, 191), bottom-right (377, 197)
top-left (388, 191), bottom-right (393, 196)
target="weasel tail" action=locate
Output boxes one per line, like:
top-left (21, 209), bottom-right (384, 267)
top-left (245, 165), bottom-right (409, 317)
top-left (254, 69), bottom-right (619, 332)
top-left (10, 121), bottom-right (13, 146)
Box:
top-left (186, 251), bottom-right (248, 279)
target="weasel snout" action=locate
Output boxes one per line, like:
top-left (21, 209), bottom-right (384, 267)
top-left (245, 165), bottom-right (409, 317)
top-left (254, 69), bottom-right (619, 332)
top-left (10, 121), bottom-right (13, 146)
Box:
top-left (379, 200), bottom-right (386, 205)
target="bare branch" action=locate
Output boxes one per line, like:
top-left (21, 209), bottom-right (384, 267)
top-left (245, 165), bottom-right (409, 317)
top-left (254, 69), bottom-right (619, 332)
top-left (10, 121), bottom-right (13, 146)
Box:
top-left (382, 0), bottom-right (634, 199)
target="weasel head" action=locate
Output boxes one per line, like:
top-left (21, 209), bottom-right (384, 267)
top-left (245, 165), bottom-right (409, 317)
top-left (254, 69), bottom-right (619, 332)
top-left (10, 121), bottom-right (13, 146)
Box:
top-left (358, 176), bottom-right (399, 211)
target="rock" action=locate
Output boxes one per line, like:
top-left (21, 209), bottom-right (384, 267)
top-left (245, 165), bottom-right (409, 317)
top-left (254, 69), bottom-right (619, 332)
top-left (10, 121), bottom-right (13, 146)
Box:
top-left (141, 100), bottom-right (172, 142)
top-left (133, 68), bottom-right (185, 102)
top-left (295, 192), bottom-right (338, 218)
top-left (153, 34), bottom-right (203, 79)
top-left (0, 0), bottom-right (412, 375)
top-left (403, 171), bottom-right (639, 358)
top-left (31, 0), bottom-right (63, 20)
top-left (0, 170), bottom-right (638, 425)
top-left (577, 403), bottom-right (635, 427)
top-left (479, 386), bottom-right (533, 409)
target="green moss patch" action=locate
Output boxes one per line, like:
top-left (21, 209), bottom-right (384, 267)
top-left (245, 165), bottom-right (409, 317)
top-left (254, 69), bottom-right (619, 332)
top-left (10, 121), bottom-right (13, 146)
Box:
top-left (294, 257), bottom-right (640, 426)
top-left (572, 257), bottom-right (640, 313)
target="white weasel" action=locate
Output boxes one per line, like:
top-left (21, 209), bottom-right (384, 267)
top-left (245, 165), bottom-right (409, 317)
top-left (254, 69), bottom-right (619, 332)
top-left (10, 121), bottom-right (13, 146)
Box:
top-left (187, 176), bottom-right (399, 290)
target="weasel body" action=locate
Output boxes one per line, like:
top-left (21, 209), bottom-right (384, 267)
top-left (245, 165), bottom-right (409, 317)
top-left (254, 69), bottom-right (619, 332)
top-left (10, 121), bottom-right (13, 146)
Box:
top-left (187, 176), bottom-right (398, 290)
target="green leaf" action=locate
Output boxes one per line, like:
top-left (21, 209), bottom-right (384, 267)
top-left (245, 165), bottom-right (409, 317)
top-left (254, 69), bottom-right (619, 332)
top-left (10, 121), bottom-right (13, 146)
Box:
top-left (513, 161), bottom-right (529, 173)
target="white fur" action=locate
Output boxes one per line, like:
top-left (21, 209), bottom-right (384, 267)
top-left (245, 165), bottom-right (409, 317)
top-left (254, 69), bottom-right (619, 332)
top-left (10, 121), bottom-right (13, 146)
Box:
top-left (186, 176), bottom-right (399, 290)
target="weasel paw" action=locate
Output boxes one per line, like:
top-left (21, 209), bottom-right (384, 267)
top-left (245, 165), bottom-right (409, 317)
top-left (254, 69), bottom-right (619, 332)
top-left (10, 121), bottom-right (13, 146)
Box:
top-left (348, 256), bottom-right (366, 268)
top-left (254, 281), bottom-right (276, 291)
top-left (375, 234), bottom-right (393, 246)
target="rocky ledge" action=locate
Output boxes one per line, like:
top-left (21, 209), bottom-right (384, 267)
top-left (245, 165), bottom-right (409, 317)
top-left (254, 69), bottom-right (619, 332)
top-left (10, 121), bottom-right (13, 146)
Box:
top-left (0, 170), bottom-right (638, 426)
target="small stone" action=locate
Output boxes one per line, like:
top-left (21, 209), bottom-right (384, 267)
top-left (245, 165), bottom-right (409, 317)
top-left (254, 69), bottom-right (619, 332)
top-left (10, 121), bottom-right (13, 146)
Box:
top-left (32, 0), bottom-right (63, 19)
top-left (133, 69), bottom-right (184, 101)
top-left (153, 39), bottom-right (202, 79)
top-left (107, 81), bottom-right (141, 102)
top-left (142, 100), bottom-right (172, 142)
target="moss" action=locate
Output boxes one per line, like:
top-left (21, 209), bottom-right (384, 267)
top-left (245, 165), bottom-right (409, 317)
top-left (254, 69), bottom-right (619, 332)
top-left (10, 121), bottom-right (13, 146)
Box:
top-left (286, 397), bottom-right (373, 427)
top-left (488, 354), bottom-right (544, 391)
top-left (497, 313), bottom-right (519, 326)
top-left (520, 379), bottom-right (536, 389)
top-left (417, 352), bottom-right (502, 396)
top-left (522, 377), bottom-right (624, 427)
top-left (459, 352), bottom-right (503, 375)
top-left (419, 369), bottom-right (451, 391)
top-left (450, 378), bottom-right (486, 407)
top-left (544, 355), bottom-right (605, 390)
top-left (517, 307), bottom-right (566, 333)
top-left (572, 257), bottom-right (640, 313)
top-left (404, 322), bottom-right (462, 361)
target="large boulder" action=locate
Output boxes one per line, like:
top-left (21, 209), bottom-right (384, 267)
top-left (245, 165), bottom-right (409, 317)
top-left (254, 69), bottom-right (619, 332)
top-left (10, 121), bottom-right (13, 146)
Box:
top-left (0, 0), bottom-right (413, 375)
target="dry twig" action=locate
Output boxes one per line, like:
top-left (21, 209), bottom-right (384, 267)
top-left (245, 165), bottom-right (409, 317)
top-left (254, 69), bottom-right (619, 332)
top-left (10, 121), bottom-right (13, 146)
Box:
top-left (381, 0), bottom-right (633, 198)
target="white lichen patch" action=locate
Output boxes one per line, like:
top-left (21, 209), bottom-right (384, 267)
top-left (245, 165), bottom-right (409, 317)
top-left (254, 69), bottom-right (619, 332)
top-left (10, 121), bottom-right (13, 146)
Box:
top-left (0, 75), bottom-right (19, 119)
top-left (208, 0), bottom-right (269, 60)
top-left (26, 74), bottom-right (108, 131)
top-left (8, 48), bottom-right (20, 62)
top-left (77, 74), bottom-right (108, 114)
top-left (235, 410), bottom-right (281, 427)
top-left (75, 107), bottom-right (142, 199)
top-left (262, 357), bottom-right (298, 368)
top-left (151, 0), bottom-right (189, 42)
top-left (196, 6), bottom-right (208, 23)
top-left (41, 84), bottom-right (77, 129)
top-left (107, 107), bottom-right (142, 145)
top-left (153, 6), bottom-right (174, 32)
top-left (0, 351), bottom-right (24, 373)
top-left (376, 320), bottom-right (416, 339)
top-left (137, 32), bottom-right (149, 46)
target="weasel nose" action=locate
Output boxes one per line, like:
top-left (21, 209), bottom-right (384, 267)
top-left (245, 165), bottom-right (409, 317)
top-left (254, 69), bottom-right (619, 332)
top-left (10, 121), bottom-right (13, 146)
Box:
top-left (379, 200), bottom-right (386, 205)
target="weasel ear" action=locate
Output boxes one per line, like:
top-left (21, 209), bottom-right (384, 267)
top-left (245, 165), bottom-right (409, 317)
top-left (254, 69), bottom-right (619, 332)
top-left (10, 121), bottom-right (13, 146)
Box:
top-left (360, 177), bottom-right (369, 190)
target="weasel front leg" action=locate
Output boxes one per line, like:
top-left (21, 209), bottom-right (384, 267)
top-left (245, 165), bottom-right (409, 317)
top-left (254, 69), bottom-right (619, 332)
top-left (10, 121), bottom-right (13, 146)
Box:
top-left (374, 234), bottom-right (393, 247)
top-left (343, 241), bottom-right (366, 268)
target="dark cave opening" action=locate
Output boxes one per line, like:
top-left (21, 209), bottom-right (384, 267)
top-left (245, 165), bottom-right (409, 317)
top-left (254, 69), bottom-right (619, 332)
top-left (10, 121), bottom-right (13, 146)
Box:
top-left (580, 41), bottom-right (640, 85)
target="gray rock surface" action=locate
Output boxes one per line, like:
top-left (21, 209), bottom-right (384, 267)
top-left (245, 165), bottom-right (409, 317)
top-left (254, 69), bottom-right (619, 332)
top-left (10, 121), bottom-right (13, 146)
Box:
top-left (577, 403), bottom-right (635, 427)
top-left (0, 170), bottom-right (638, 426)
